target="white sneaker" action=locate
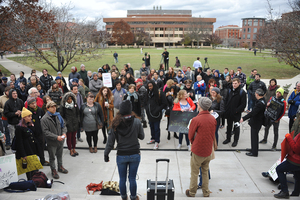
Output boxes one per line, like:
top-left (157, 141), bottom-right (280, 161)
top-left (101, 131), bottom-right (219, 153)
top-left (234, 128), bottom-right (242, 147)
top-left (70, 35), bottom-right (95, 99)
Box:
top-left (147, 139), bottom-right (155, 144)
top-left (153, 142), bottom-right (159, 150)
top-left (177, 144), bottom-right (182, 150)
top-left (188, 145), bottom-right (191, 151)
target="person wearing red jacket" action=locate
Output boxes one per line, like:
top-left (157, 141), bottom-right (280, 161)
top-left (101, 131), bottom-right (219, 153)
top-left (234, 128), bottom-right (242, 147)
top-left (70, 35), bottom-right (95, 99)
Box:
top-left (24, 87), bottom-right (44, 108)
top-left (260, 88), bottom-right (287, 150)
top-left (186, 97), bottom-right (217, 198)
top-left (173, 90), bottom-right (196, 151)
top-left (274, 133), bottom-right (300, 199)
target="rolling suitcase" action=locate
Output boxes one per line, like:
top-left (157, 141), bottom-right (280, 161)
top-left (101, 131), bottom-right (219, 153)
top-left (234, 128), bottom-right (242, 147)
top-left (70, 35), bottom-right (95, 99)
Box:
top-left (147, 159), bottom-right (175, 200)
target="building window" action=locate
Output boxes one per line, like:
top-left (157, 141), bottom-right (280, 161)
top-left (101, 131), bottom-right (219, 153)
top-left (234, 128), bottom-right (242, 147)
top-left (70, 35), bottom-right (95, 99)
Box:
top-left (131, 28), bottom-right (134, 32)
top-left (253, 19), bottom-right (258, 26)
top-left (136, 27), bottom-right (144, 31)
top-left (243, 28), bottom-right (246, 33)
top-left (107, 28), bottom-right (112, 31)
top-left (174, 28), bottom-right (179, 31)
top-left (248, 19), bottom-right (252, 26)
top-left (174, 34), bottom-right (179, 37)
top-left (243, 34), bottom-right (245, 39)
top-left (248, 28), bottom-right (251, 33)
top-left (247, 34), bottom-right (250, 39)
top-left (253, 34), bottom-right (257, 39)
top-left (259, 20), bottom-right (263, 26)
top-left (155, 27), bottom-right (164, 31)
top-left (160, 34), bottom-right (164, 37)
top-left (155, 34), bottom-right (160, 37)
top-left (244, 20), bottom-right (247, 26)
top-left (253, 28), bottom-right (257, 33)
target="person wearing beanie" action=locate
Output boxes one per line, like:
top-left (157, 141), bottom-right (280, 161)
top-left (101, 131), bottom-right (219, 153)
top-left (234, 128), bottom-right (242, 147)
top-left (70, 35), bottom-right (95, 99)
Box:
top-left (15, 106), bottom-right (40, 180)
top-left (260, 87), bottom-right (287, 150)
top-left (0, 76), bottom-right (8, 95)
top-left (68, 66), bottom-right (81, 87)
top-left (240, 88), bottom-right (266, 157)
top-left (41, 100), bottom-right (68, 179)
top-left (186, 97), bottom-right (217, 198)
top-left (46, 80), bottom-right (63, 110)
top-left (89, 72), bottom-right (103, 96)
top-left (104, 100), bottom-right (144, 200)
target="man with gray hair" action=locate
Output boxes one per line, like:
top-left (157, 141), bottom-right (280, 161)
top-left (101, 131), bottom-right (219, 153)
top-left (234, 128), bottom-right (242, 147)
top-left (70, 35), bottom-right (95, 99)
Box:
top-left (240, 88), bottom-right (266, 157)
top-left (24, 87), bottom-right (43, 108)
top-left (68, 66), bottom-right (81, 87)
top-left (186, 97), bottom-right (217, 198)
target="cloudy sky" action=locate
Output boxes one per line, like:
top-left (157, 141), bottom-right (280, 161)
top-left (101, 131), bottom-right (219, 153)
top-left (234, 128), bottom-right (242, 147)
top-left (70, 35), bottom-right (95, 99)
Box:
top-left (50, 0), bottom-right (292, 30)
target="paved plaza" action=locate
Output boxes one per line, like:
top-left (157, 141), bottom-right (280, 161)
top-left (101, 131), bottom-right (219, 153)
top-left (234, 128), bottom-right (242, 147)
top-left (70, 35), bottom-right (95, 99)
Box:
top-left (0, 56), bottom-right (299, 199)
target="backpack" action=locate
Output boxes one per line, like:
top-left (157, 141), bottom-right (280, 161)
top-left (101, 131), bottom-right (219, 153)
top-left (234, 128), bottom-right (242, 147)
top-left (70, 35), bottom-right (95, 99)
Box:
top-left (32, 171), bottom-right (51, 188)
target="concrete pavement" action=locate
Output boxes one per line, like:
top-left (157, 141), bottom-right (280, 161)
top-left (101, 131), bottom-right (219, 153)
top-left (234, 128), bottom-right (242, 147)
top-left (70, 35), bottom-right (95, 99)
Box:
top-left (0, 56), bottom-right (299, 199)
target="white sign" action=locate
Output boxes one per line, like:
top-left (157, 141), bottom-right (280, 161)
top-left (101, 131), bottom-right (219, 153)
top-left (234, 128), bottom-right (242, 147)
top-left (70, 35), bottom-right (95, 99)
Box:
top-left (103, 73), bottom-right (112, 88)
top-left (0, 154), bottom-right (18, 189)
top-left (268, 157), bottom-right (284, 181)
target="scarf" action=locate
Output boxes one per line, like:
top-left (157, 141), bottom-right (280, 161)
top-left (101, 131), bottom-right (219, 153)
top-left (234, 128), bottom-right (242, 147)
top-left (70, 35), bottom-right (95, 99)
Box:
top-left (223, 72), bottom-right (229, 77)
top-left (65, 101), bottom-right (74, 109)
top-left (269, 85), bottom-right (277, 91)
top-left (126, 91), bottom-right (138, 100)
top-left (47, 111), bottom-right (64, 128)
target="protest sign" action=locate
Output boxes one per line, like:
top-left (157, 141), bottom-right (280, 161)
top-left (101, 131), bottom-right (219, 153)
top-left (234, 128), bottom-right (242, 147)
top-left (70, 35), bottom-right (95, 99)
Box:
top-left (0, 154), bottom-right (18, 189)
top-left (168, 111), bottom-right (198, 133)
top-left (103, 73), bottom-right (112, 88)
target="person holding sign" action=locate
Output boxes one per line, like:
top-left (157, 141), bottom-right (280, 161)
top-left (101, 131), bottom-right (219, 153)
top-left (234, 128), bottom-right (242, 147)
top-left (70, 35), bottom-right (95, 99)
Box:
top-left (274, 132), bottom-right (300, 199)
top-left (260, 88), bottom-right (286, 150)
top-left (173, 90), bottom-right (196, 151)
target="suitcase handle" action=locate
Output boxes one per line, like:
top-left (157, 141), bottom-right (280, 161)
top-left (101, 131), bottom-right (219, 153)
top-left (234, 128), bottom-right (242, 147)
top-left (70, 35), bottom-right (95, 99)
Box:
top-left (156, 159), bottom-right (170, 163)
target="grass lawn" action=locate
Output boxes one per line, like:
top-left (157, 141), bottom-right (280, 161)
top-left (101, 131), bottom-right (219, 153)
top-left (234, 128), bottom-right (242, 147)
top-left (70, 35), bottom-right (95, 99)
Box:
top-left (8, 48), bottom-right (299, 79)
top-left (0, 64), bottom-right (12, 77)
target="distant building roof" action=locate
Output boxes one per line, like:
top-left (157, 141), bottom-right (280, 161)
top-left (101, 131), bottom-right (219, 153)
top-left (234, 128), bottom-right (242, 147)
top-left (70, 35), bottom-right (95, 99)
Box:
top-left (241, 17), bottom-right (266, 20)
top-left (127, 10), bottom-right (192, 16)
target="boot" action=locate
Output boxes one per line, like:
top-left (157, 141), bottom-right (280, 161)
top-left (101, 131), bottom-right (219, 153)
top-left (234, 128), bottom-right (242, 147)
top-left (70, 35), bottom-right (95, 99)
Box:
top-left (142, 121), bottom-right (147, 128)
top-left (174, 132), bottom-right (179, 139)
top-left (89, 147), bottom-right (94, 153)
top-left (94, 147), bottom-right (98, 153)
top-left (51, 169), bottom-right (59, 179)
top-left (167, 132), bottom-right (171, 140)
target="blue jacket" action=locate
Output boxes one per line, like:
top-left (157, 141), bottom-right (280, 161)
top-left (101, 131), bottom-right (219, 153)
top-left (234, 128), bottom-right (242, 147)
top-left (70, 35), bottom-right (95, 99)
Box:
top-left (194, 81), bottom-right (206, 96)
top-left (288, 91), bottom-right (300, 118)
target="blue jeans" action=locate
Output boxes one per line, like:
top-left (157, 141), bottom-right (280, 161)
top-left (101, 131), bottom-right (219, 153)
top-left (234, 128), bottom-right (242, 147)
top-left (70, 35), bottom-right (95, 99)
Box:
top-left (117, 154), bottom-right (141, 200)
top-left (149, 121), bottom-right (161, 143)
top-left (276, 160), bottom-right (300, 194)
top-left (179, 133), bottom-right (190, 146)
top-left (2, 120), bottom-right (10, 145)
top-left (247, 92), bottom-right (253, 111)
top-left (215, 120), bottom-right (220, 145)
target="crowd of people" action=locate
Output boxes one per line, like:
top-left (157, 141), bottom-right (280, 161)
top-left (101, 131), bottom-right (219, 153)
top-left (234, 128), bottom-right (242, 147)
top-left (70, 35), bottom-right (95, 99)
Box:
top-left (0, 55), bottom-right (299, 200)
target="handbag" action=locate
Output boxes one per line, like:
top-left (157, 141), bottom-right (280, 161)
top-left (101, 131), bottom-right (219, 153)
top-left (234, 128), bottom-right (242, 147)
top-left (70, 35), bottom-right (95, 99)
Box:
top-left (4, 179), bottom-right (37, 192)
top-left (16, 155), bottom-right (43, 175)
top-left (93, 105), bottom-right (103, 130)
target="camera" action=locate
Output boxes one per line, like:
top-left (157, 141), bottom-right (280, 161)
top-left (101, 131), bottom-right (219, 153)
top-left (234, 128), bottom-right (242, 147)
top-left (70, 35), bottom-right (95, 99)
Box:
top-left (204, 57), bottom-right (208, 61)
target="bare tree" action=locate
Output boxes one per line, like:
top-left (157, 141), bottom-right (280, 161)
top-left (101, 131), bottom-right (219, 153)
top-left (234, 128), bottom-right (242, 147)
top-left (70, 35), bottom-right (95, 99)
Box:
top-left (3, 0), bottom-right (104, 72)
top-left (186, 18), bottom-right (210, 48)
top-left (204, 33), bottom-right (222, 49)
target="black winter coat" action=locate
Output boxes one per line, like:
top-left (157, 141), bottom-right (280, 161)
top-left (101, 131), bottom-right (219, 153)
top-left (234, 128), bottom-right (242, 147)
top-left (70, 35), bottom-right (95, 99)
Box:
top-left (15, 125), bottom-right (39, 159)
top-left (243, 97), bottom-right (266, 129)
top-left (40, 75), bottom-right (53, 92)
top-left (60, 92), bottom-right (80, 132)
top-left (248, 80), bottom-right (267, 100)
top-left (137, 85), bottom-right (147, 107)
top-left (28, 106), bottom-right (45, 143)
top-left (183, 86), bottom-right (195, 101)
top-left (209, 98), bottom-right (225, 123)
top-left (4, 90), bottom-right (24, 125)
top-left (224, 86), bottom-right (247, 121)
top-left (124, 93), bottom-right (142, 117)
top-left (146, 90), bottom-right (167, 122)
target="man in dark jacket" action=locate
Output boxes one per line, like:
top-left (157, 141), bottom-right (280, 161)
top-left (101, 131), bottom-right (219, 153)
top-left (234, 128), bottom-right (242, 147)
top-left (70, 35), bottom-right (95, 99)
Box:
top-left (223, 78), bottom-right (246, 147)
top-left (0, 77), bottom-right (7, 95)
top-left (142, 52), bottom-right (151, 68)
top-left (4, 89), bottom-right (24, 143)
top-left (204, 69), bottom-right (213, 85)
top-left (162, 48), bottom-right (169, 70)
top-left (240, 88), bottom-right (266, 157)
top-left (17, 81), bottom-right (28, 102)
top-left (135, 78), bottom-right (147, 128)
top-left (248, 74), bottom-right (266, 107)
top-left (27, 97), bottom-right (49, 166)
top-left (68, 66), bottom-right (81, 87)
top-left (146, 80), bottom-right (167, 150)
top-left (139, 63), bottom-right (150, 78)
top-left (16, 71), bottom-right (27, 89)
top-left (40, 69), bottom-right (53, 92)
top-left (78, 64), bottom-right (89, 87)
top-left (152, 72), bottom-right (164, 90)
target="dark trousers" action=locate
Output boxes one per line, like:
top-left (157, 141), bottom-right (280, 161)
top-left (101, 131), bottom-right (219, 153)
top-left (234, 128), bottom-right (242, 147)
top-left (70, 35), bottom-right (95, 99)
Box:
top-left (276, 160), bottom-right (300, 194)
top-left (179, 133), bottom-right (189, 145)
top-left (263, 121), bottom-right (279, 148)
top-left (164, 59), bottom-right (169, 71)
top-left (226, 118), bottom-right (240, 142)
top-left (101, 122), bottom-right (108, 142)
top-left (66, 131), bottom-right (76, 150)
top-left (149, 121), bottom-right (161, 143)
top-left (86, 130), bottom-right (98, 147)
top-left (250, 127), bottom-right (261, 156)
top-left (289, 117), bottom-right (295, 133)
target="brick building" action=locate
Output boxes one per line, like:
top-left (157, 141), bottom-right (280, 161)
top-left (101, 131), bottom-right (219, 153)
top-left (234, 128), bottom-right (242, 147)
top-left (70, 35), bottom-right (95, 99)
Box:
top-left (215, 25), bottom-right (241, 47)
top-left (240, 17), bottom-right (266, 48)
top-left (103, 7), bottom-right (216, 47)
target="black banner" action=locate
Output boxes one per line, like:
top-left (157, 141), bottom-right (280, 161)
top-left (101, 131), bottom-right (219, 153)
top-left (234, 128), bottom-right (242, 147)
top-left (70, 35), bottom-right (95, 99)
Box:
top-left (168, 111), bottom-right (198, 133)
top-left (265, 97), bottom-right (284, 121)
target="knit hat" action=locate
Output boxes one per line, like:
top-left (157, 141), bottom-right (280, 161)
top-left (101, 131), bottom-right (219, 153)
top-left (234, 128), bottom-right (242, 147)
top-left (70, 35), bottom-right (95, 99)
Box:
top-left (237, 66), bottom-right (242, 69)
top-left (215, 70), bottom-right (219, 74)
top-left (119, 100), bottom-right (132, 115)
top-left (276, 87), bottom-right (284, 96)
top-left (46, 101), bottom-right (57, 108)
top-left (57, 71), bottom-right (62, 75)
top-left (72, 78), bottom-right (79, 83)
top-left (2, 77), bottom-right (7, 81)
top-left (51, 80), bottom-right (57, 86)
top-left (92, 72), bottom-right (98, 77)
top-left (27, 96), bottom-right (36, 105)
top-left (198, 97), bottom-right (212, 111)
top-left (135, 78), bottom-right (142, 83)
top-left (55, 76), bottom-right (61, 80)
top-left (21, 107), bottom-right (32, 118)
top-left (211, 87), bottom-right (220, 94)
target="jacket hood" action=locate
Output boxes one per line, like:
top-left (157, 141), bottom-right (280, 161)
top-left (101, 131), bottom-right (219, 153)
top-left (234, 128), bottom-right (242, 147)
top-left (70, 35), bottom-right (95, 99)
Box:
top-left (61, 92), bottom-right (77, 106)
top-left (116, 116), bottom-right (135, 137)
top-left (9, 89), bottom-right (17, 100)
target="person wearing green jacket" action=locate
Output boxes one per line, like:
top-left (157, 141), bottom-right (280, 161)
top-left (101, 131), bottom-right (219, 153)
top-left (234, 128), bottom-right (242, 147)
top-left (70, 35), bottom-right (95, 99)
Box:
top-left (246, 69), bottom-right (257, 112)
